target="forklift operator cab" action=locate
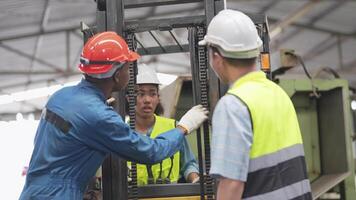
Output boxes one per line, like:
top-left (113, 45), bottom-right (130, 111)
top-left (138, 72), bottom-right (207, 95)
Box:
top-left (88, 0), bottom-right (271, 199)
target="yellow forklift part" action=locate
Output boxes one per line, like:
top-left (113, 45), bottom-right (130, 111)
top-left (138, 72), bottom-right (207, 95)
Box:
top-left (143, 196), bottom-right (201, 200)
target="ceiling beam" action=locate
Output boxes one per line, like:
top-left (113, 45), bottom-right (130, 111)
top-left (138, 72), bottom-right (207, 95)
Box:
top-left (66, 31), bottom-right (71, 71)
top-left (302, 34), bottom-right (349, 61)
top-left (259, 0), bottom-right (281, 13)
top-left (124, 0), bottom-right (202, 9)
top-left (0, 3), bottom-right (201, 42)
top-left (271, 1), bottom-right (346, 51)
top-left (270, 0), bottom-right (320, 39)
top-left (302, 34), bottom-right (335, 60)
top-left (0, 42), bottom-right (64, 72)
top-left (0, 22), bottom-right (93, 42)
top-left (0, 70), bottom-right (79, 75)
top-left (28, 0), bottom-right (51, 82)
top-left (268, 17), bottom-right (356, 39)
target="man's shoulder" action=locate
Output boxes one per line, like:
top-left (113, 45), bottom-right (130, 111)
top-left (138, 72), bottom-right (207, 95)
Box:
top-left (216, 94), bottom-right (248, 110)
top-left (214, 94), bottom-right (251, 125)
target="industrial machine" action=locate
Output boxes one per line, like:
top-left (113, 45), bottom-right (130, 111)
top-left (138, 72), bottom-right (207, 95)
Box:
top-left (83, 0), bottom-right (269, 199)
top-left (81, 0), bottom-right (356, 199)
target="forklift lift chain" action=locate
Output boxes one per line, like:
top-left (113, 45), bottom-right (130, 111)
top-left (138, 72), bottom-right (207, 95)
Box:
top-left (126, 33), bottom-right (139, 200)
top-left (197, 26), bottom-right (214, 200)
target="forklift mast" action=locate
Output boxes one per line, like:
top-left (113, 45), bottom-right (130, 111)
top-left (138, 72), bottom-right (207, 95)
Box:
top-left (83, 0), bottom-right (270, 199)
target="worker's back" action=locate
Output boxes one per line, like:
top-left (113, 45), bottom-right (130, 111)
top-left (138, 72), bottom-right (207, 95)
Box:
top-left (20, 79), bottom-right (110, 199)
top-left (228, 71), bottom-right (312, 200)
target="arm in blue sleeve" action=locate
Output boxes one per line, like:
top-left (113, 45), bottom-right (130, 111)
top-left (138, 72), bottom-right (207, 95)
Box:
top-left (83, 109), bottom-right (185, 165)
top-left (180, 137), bottom-right (199, 181)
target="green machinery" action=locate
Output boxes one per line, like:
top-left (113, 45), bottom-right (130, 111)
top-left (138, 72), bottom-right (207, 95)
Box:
top-left (278, 78), bottom-right (356, 199)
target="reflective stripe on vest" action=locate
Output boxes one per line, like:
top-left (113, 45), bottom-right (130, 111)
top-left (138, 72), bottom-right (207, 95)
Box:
top-left (227, 71), bottom-right (311, 199)
top-left (135, 115), bottom-right (180, 185)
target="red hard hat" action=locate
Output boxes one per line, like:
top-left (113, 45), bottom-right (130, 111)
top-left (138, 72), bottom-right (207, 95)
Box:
top-left (78, 31), bottom-right (140, 77)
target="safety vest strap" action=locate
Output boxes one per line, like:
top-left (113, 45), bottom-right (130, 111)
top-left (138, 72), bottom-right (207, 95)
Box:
top-left (243, 179), bottom-right (312, 200)
top-left (134, 115), bottom-right (180, 185)
top-left (244, 144), bottom-right (309, 198)
top-left (243, 156), bottom-right (309, 198)
top-left (248, 143), bottom-right (305, 173)
top-left (146, 165), bottom-right (154, 184)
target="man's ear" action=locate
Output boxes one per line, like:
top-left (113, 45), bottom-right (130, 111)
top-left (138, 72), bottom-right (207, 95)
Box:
top-left (213, 51), bottom-right (224, 68)
top-left (113, 70), bottom-right (120, 83)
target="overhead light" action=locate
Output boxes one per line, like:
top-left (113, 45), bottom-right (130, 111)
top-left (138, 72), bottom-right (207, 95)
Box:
top-left (28, 113), bottom-right (35, 121)
top-left (16, 113), bottom-right (23, 121)
top-left (352, 100), bottom-right (356, 111)
top-left (0, 81), bottom-right (79, 106)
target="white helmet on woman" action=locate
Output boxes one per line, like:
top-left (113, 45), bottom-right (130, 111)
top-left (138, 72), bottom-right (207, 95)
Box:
top-left (136, 64), bottom-right (161, 85)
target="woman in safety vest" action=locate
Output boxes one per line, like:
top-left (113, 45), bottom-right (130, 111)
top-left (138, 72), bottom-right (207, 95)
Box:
top-left (129, 64), bottom-right (200, 185)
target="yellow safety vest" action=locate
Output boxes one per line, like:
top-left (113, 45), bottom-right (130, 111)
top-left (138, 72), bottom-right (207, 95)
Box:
top-left (130, 115), bottom-right (180, 186)
top-left (227, 71), bottom-right (312, 199)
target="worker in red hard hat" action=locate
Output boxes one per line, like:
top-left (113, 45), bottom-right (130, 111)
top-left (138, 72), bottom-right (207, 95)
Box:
top-left (19, 31), bottom-right (208, 200)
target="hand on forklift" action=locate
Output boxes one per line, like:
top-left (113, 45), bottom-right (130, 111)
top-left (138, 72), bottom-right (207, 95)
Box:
top-left (177, 105), bottom-right (209, 135)
top-left (188, 172), bottom-right (200, 183)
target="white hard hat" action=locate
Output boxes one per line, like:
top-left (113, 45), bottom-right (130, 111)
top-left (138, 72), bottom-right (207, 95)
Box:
top-left (136, 64), bottom-right (161, 85)
top-left (199, 9), bottom-right (263, 58)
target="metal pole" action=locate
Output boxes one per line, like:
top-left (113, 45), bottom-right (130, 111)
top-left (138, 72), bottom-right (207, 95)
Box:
top-left (337, 35), bottom-right (344, 70)
top-left (66, 31), bottom-right (71, 72)
top-left (126, 33), bottom-right (139, 200)
top-left (101, 0), bottom-right (128, 199)
top-left (188, 27), bottom-right (205, 200)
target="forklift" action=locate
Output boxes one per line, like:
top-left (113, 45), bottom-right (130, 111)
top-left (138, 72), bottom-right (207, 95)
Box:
top-left (81, 0), bottom-right (270, 199)
top-left (82, 0), bottom-right (356, 199)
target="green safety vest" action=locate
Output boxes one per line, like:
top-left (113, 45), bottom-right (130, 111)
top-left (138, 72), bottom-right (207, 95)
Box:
top-left (227, 71), bottom-right (312, 199)
top-left (130, 115), bottom-right (180, 185)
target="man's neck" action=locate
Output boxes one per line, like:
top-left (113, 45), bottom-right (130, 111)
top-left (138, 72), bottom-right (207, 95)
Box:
top-left (86, 77), bottom-right (113, 99)
top-left (227, 65), bottom-right (256, 85)
top-left (135, 114), bottom-right (155, 134)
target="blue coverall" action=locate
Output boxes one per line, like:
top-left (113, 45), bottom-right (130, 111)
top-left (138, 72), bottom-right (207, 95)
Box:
top-left (19, 79), bottom-right (184, 200)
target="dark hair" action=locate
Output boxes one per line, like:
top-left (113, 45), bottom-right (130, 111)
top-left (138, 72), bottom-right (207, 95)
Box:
top-left (150, 84), bottom-right (164, 115)
top-left (154, 102), bottom-right (164, 115)
top-left (84, 74), bottom-right (109, 82)
top-left (84, 66), bottom-right (122, 83)
top-left (210, 46), bottom-right (257, 67)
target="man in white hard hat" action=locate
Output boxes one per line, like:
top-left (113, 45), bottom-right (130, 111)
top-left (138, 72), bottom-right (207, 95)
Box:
top-left (199, 10), bottom-right (312, 200)
top-left (129, 64), bottom-right (200, 185)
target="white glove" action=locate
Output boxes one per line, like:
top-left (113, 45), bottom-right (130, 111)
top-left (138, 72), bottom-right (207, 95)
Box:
top-left (106, 97), bottom-right (116, 106)
top-left (177, 104), bottom-right (209, 134)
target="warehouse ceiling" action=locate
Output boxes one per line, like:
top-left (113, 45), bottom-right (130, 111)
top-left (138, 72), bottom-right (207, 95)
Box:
top-left (0, 0), bottom-right (356, 120)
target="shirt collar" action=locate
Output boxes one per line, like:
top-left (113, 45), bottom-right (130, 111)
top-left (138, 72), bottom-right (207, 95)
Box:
top-left (78, 78), bottom-right (106, 102)
top-left (230, 70), bottom-right (266, 89)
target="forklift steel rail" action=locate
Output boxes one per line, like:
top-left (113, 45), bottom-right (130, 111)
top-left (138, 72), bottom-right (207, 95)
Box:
top-left (88, 0), bottom-right (271, 199)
